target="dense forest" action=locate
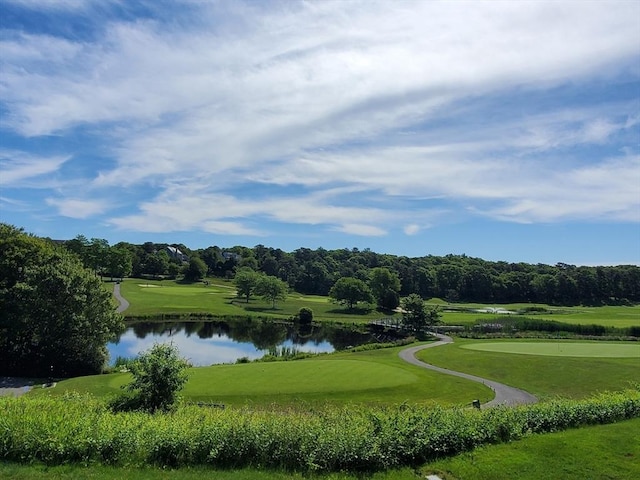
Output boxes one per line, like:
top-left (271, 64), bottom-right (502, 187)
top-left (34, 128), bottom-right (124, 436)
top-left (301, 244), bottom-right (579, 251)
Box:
top-left (59, 234), bottom-right (640, 307)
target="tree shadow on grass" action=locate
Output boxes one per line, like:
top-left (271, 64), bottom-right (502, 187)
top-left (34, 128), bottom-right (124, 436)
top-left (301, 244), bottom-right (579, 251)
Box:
top-left (326, 307), bottom-right (373, 315)
top-left (241, 305), bottom-right (285, 313)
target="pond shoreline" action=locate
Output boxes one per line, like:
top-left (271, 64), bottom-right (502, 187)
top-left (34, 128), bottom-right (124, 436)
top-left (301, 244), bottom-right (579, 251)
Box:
top-left (0, 377), bottom-right (37, 397)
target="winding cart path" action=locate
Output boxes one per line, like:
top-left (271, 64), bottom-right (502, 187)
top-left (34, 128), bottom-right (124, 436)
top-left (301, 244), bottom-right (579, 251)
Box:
top-left (113, 282), bottom-right (129, 313)
top-left (399, 333), bottom-right (538, 408)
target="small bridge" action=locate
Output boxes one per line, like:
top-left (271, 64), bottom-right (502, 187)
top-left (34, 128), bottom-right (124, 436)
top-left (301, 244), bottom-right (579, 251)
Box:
top-left (369, 317), bottom-right (404, 330)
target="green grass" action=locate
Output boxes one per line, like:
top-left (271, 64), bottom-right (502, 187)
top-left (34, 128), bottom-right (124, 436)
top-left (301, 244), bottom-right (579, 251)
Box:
top-left (29, 344), bottom-right (492, 407)
top-left (30, 335), bottom-right (640, 407)
top-left (416, 337), bottom-right (640, 400)
top-left (116, 278), bottom-right (640, 328)
top-left (440, 303), bottom-right (640, 328)
top-left (118, 278), bottom-right (389, 322)
top-left (0, 463), bottom-right (421, 480)
top-left (461, 341), bottom-right (640, 357)
top-left (422, 417), bottom-right (640, 480)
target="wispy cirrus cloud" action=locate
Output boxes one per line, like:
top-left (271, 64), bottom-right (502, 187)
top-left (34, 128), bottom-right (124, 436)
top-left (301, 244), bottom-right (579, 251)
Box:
top-left (45, 197), bottom-right (109, 219)
top-left (0, 0), bottom-right (638, 255)
top-left (0, 150), bottom-right (70, 186)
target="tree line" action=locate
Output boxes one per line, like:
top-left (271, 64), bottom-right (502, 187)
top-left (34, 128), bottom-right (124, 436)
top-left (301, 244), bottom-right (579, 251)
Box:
top-left (59, 237), bottom-right (639, 307)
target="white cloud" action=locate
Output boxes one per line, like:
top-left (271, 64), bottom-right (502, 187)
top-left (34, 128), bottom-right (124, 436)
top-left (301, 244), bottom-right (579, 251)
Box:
top-left (478, 155), bottom-right (640, 223)
top-left (46, 197), bottom-right (109, 219)
top-left (107, 186), bottom-right (394, 236)
top-left (0, 150), bottom-right (69, 185)
top-left (1, 0), bottom-right (639, 235)
top-left (404, 224), bottom-right (421, 236)
top-left (334, 224), bottom-right (387, 237)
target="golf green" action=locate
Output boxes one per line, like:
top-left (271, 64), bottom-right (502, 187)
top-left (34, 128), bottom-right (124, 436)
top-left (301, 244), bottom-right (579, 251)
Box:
top-left (183, 359), bottom-right (418, 397)
top-left (461, 342), bottom-right (640, 358)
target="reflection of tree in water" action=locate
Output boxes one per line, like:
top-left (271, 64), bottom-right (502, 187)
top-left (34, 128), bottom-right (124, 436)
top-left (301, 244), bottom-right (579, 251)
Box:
top-left (227, 318), bottom-right (253, 343)
top-left (124, 317), bottom-right (376, 350)
top-left (130, 321), bottom-right (184, 338)
top-left (197, 321), bottom-right (228, 339)
top-left (325, 326), bottom-right (374, 350)
top-left (288, 323), bottom-right (318, 346)
top-left (250, 321), bottom-right (287, 350)
top-left (183, 322), bottom-right (203, 337)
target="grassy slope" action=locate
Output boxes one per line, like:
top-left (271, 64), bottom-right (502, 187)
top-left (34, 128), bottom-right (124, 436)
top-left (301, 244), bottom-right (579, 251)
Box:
top-left (28, 344), bottom-right (493, 407)
top-left (423, 417), bottom-right (640, 480)
top-left (28, 335), bottom-right (639, 407)
top-left (416, 337), bottom-right (640, 400)
top-left (3, 418), bottom-right (638, 480)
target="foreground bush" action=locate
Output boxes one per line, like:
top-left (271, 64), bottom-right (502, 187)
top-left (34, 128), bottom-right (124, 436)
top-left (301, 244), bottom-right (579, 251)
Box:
top-left (1, 388), bottom-right (639, 472)
top-left (114, 343), bottom-right (189, 413)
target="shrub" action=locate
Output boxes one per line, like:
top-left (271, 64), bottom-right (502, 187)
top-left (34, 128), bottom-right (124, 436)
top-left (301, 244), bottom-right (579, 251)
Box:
top-left (1, 387), bottom-right (638, 471)
top-left (115, 343), bottom-right (189, 413)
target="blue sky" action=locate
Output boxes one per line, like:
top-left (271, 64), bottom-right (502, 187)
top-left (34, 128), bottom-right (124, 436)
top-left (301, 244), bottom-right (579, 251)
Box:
top-left (1, 0), bottom-right (639, 265)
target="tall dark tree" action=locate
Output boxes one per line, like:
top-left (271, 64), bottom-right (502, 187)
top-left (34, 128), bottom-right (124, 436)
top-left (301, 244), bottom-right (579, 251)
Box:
top-left (369, 267), bottom-right (401, 309)
top-left (0, 224), bottom-right (123, 377)
top-left (105, 246), bottom-right (133, 280)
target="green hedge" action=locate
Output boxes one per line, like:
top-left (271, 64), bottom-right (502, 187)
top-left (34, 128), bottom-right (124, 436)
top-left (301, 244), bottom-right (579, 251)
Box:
top-left (2, 388), bottom-right (639, 472)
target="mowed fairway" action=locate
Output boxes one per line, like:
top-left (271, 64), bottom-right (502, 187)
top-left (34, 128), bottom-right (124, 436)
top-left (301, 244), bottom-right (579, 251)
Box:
top-left (462, 342), bottom-right (640, 358)
top-left (416, 338), bottom-right (640, 400)
top-left (118, 280), bottom-right (241, 316)
top-left (117, 279), bottom-right (387, 322)
top-left (184, 360), bottom-right (416, 399)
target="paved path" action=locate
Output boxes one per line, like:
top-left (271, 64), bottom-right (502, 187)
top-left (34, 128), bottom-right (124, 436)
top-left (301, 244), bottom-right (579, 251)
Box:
top-left (113, 283), bottom-right (129, 313)
top-left (399, 333), bottom-right (538, 408)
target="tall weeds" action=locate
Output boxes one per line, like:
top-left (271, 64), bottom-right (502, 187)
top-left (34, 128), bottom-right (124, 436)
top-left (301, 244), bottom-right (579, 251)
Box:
top-left (1, 388), bottom-right (639, 472)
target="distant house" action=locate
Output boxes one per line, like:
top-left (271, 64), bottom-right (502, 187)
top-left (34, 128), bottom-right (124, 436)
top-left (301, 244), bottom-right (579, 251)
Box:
top-left (222, 251), bottom-right (242, 262)
top-left (165, 246), bottom-right (189, 263)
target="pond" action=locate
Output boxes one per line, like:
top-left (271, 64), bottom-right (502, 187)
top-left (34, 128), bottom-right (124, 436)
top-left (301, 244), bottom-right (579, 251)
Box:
top-left (108, 319), bottom-right (377, 366)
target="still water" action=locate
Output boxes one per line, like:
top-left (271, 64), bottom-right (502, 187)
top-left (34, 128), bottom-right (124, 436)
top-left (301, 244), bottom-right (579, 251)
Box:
top-left (108, 319), bottom-right (374, 366)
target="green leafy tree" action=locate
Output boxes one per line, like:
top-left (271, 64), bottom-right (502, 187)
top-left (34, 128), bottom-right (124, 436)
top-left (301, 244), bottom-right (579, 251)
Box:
top-left (105, 246), bottom-right (133, 280)
top-left (166, 261), bottom-right (181, 279)
top-left (63, 234), bottom-right (89, 262)
top-left (234, 268), bottom-right (261, 303)
top-left (0, 224), bottom-right (123, 377)
top-left (329, 277), bottom-right (374, 309)
top-left (87, 238), bottom-right (110, 277)
top-left (146, 250), bottom-right (170, 277)
top-left (256, 274), bottom-right (289, 308)
top-left (369, 267), bottom-right (401, 309)
top-left (183, 256), bottom-right (208, 281)
top-left (401, 293), bottom-right (440, 333)
top-left (123, 343), bottom-right (189, 413)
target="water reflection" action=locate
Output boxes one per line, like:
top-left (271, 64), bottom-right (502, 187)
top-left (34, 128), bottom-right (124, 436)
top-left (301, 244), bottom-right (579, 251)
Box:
top-left (108, 319), bottom-right (374, 366)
